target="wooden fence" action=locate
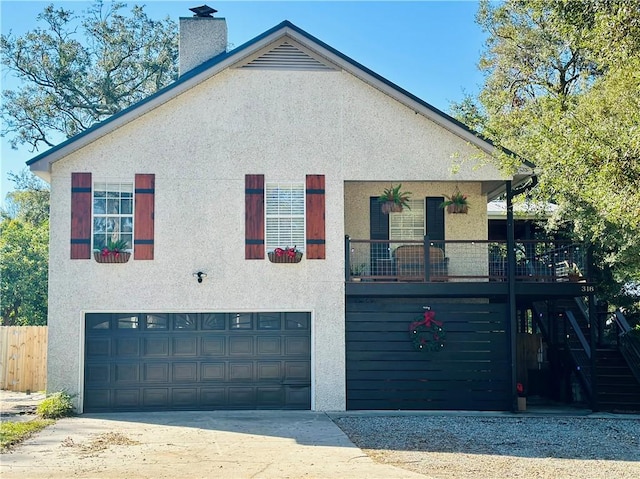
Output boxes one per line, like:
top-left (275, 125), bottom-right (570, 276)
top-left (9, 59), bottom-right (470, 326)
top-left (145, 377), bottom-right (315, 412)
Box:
top-left (0, 326), bottom-right (47, 392)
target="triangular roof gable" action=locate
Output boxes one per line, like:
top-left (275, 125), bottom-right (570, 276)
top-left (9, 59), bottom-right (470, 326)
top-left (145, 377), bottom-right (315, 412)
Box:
top-left (28, 20), bottom-right (516, 178)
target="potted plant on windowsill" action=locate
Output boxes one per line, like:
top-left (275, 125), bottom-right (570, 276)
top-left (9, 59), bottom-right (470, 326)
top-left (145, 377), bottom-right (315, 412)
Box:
top-left (441, 189), bottom-right (469, 214)
top-left (268, 246), bottom-right (303, 263)
top-left (94, 239), bottom-right (131, 263)
top-left (379, 184), bottom-right (412, 214)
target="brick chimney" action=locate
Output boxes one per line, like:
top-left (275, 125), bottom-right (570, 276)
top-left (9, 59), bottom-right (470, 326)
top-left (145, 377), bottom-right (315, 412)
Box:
top-left (179, 5), bottom-right (227, 76)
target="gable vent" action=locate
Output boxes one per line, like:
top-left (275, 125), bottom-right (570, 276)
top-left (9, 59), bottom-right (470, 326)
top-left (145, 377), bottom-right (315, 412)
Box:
top-left (242, 41), bottom-right (335, 71)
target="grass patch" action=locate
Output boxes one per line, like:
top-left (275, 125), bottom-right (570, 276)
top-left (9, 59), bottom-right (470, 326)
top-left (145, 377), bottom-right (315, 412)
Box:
top-left (1, 419), bottom-right (54, 451)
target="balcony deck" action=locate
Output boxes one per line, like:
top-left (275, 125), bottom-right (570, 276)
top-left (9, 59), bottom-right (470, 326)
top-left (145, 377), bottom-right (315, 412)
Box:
top-left (346, 238), bottom-right (594, 298)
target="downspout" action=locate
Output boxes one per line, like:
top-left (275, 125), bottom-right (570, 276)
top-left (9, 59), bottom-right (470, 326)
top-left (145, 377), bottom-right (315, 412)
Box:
top-left (506, 181), bottom-right (517, 411)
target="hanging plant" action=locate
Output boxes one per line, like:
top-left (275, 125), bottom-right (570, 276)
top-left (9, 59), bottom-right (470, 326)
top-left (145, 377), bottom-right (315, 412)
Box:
top-left (440, 188), bottom-right (469, 214)
top-left (379, 184), bottom-right (411, 214)
top-left (409, 309), bottom-right (446, 352)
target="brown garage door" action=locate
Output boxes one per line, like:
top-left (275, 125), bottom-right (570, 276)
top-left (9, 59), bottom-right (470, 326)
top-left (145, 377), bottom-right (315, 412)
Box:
top-left (84, 312), bottom-right (311, 412)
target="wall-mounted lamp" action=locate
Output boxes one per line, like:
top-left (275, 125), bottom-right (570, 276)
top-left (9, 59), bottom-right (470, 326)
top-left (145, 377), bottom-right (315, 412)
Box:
top-left (193, 271), bottom-right (207, 283)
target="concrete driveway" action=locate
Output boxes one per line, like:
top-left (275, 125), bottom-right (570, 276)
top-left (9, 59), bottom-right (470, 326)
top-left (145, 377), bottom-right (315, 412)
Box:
top-left (1, 410), bottom-right (427, 479)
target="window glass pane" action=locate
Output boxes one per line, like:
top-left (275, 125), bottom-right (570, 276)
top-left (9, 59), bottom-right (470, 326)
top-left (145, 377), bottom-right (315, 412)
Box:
top-left (86, 313), bottom-right (111, 330)
top-left (175, 313), bottom-right (197, 330)
top-left (121, 198), bottom-right (132, 214)
top-left (202, 313), bottom-right (226, 330)
top-left (390, 199), bottom-right (425, 252)
top-left (145, 314), bottom-right (168, 329)
top-left (229, 313), bottom-right (252, 329)
top-left (117, 315), bottom-right (139, 329)
top-left (285, 312), bottom-right (309, 330)
top-left (258, 313), bottom-right (281, 330)
top-left (92, 181), bottom-right (134, 251)
top-left (265, 182), bottom-right (305, 252)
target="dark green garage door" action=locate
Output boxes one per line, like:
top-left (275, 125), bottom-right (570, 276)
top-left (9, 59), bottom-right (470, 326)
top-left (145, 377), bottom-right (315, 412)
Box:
top-left (84, 312), bottom-right (311, 412)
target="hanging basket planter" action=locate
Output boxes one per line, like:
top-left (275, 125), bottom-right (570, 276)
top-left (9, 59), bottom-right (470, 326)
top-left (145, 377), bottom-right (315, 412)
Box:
top-left (268, 247), bottom-right (303, 263)
top-left (446, 204), bottom-right (469, 214)
top-left (94, 251), bottom-right (131, 263)
top-left (381, 201), bottom-right (403, 214)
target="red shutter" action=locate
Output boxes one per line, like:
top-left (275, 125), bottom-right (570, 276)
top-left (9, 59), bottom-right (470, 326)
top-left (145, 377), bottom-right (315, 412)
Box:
top-left (70, 172), bottom-right (92, 259)
top-left (245, 174), bottom-right (265, 259)
top-left (306, 175), bottom-right (326, 259)
top-left (134, 174), bottom-right (155, 260)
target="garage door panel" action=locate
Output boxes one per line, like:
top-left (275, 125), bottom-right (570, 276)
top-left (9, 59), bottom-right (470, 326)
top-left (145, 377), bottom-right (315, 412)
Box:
top-left (229, 361), bottom-right (253, 380)
top-left (228, 387), bottom-right (255, 406)
top-left (85, 389), bottom-right (110, 409)
top-left (144, 363), bottom-right (169, 382)
top-left (115, 363), bottom-right (139, 382)
top-left (143, 388), bottom-right (168, 407)
top-left (229, 336), bottom-right (253, 355)
top-left (172, 388), bottom-right (197, 406)
top-left (201, 362), bottom-right (225, 381)
top-left (286, 386), bottom-right (311, 407)
top-left (114, 389), bottom-right (140, 408)
top-left (201, 387), bottom-right (226, 406)
top-left (144, 337), bottom-right (169, 356)
top-left (86, 364), bottom-right (110, 384)
top-left (285, 336), bottom-right (310, 355)
top-left (285, 361), bottom-right (311, 381)
top-left (257, 362), bottom-right (281, 380)
top-left (86, 338), bottom-right (110, 357)
top-left (172, 362), bottom-right (198, 382)
top-left (173, 337), bottom-right (197, 356)
top-left (257, 387), bottom-right (284, 405)
top-left (202, 337), bottom-right (225, 355)
top-left (85, 312), bottom-right (311, 412)
top-left (257, 336), bottom-right (281, 355)
top-left (116, 337), bottom-right (139, 356)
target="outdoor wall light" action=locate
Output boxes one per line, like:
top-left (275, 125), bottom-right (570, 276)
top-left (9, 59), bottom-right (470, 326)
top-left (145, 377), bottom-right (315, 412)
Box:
top-left (193, 271), bottom-right (207, 283)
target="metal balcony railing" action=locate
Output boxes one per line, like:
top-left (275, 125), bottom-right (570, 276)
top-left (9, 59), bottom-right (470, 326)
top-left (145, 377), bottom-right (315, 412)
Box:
top-left (346, 236), bottom-right (588, 283)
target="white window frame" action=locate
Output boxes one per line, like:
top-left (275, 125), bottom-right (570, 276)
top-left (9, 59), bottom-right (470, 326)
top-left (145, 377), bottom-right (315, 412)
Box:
top-left (265, 181), bottom-right (306, 253)
top-left (92, 181), bottom-right (134, 252)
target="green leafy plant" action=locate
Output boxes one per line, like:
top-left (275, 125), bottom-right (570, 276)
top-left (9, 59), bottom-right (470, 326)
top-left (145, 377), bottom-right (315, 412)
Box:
top-left (378, 184), bottom-right (412, 210)
top-left (440, 189), bottom-right (469, 208)
top-left (350, 262), bottom-right (366, 276)
top-left (36, 391), bottom-right (74, 419)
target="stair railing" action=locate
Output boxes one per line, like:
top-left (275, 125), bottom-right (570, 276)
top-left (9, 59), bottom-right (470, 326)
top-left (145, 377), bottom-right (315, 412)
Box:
top-left (565, 310), bottom-right (593, 397)
top-left (613, 310), bottom-right (640, 384)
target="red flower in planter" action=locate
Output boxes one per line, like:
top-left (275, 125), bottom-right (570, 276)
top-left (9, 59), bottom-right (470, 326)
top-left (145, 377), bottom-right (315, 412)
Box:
top-left (517, 382), bottom-right (525, 397)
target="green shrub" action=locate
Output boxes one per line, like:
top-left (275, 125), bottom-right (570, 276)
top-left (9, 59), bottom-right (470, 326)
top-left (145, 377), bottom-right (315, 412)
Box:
top-left (36, 391), bottom-right (74, 419)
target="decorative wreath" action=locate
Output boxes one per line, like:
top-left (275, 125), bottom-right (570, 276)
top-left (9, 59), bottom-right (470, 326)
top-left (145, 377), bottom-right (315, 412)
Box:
top-left (409, 309), bottom-right (446, 352)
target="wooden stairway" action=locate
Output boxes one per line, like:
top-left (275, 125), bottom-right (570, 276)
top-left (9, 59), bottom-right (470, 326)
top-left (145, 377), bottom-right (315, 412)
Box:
top-left (596, 348), bottom-right (640, 413)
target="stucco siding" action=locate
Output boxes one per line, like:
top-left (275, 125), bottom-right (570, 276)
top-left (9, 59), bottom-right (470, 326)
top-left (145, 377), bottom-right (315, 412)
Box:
top-left (46, 63), bottom-right (503, 412)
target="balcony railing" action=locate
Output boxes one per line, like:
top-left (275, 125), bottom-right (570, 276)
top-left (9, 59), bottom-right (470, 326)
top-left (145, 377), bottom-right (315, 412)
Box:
top-left (346, 236), bottom-right (588, 283)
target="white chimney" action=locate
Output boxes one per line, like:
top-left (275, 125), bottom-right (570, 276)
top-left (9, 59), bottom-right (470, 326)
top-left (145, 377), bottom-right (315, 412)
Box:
top-left (179, 5), bottom-right (227, 76)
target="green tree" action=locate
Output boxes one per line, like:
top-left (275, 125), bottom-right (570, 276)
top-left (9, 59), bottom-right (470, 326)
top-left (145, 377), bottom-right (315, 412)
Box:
top-left (1, 0), bottom-right (178, 151)
top-left (457, 0), bottom-right (640, 316)
top-left (1, 170), bottom-right (50, 325)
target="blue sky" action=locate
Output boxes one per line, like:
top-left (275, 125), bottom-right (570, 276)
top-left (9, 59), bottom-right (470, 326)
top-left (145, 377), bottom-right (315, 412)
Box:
top-left (0, 0), bottom-right (487, 197)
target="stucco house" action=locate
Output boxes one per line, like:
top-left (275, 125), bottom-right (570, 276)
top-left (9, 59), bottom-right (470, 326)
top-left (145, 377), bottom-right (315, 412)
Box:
top-left (29, 8), bottom-right (635, 414)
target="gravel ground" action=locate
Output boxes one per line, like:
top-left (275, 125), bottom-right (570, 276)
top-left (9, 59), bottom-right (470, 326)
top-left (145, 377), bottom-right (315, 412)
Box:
top-left (332, 414), bottom-right (640, 479)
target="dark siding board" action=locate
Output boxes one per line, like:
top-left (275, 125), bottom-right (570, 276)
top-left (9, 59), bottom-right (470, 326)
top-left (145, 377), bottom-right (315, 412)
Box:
top-left (305, 175), bottom-right (325, 259)
top-left (134, 174), bottom-right (155, 260)
top-left (70, 172), bottom-right (92, 259)
top-left (245, 175), bottom-right (265, 259)
top-left (345, 298), bottom-right (511, 411)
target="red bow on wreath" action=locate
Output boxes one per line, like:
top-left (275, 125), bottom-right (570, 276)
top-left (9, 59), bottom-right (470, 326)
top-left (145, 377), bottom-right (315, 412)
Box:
top-left (409, 310), bottom-right (443, 331)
